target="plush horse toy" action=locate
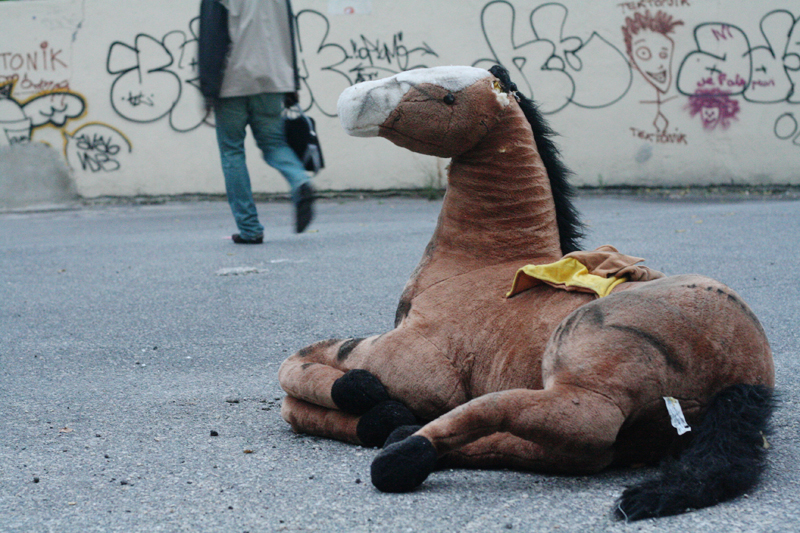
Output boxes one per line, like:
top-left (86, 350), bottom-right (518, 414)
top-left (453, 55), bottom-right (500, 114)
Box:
top-left (279, 65), bottom-right (775, 520)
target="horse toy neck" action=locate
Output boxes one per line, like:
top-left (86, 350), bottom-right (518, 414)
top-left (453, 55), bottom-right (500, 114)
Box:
top-left (436, 100), bottom-right (563, 268)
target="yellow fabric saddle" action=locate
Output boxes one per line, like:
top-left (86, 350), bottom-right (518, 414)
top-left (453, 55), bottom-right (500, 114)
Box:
top-left (507, 245), bottom-right (665, 298)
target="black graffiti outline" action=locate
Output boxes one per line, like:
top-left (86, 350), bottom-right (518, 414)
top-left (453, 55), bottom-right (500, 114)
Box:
top-left (163, 17), bottom-right (213, 132)
top-left (746, 9), bottom-right (800, 104)
top-left (774, 112), bottom-right (800, 146)
top-left (472, 0), bottom-right (632, 114)
top-left (106, 18), bottom-right (209, 133)
top-left (294, 9), bottom-right (352, 117)
top-left (106, 33), bottom-right (181, 124)
top-left (676, 10), bottom-right (800, 104)
top-left (474, 0), bottom-right (572, 113)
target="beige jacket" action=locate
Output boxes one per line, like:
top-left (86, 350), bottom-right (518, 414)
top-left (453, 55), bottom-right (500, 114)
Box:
top-left (218, 0), bottom-right (296, 97)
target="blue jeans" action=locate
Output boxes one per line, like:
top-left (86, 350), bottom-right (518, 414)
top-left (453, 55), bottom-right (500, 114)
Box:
top-left (215, 93), bottom-right (310, 239)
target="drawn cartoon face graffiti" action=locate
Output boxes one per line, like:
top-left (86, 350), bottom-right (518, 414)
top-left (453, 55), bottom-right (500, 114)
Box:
top-left (687, 90), bottom-right (740, 131)
top-left (630, 29), bottom-right (675, 94)
top-left (701, 106), bottom-right (721, 129)
top-left (0, 87), bottom-right (32, 146)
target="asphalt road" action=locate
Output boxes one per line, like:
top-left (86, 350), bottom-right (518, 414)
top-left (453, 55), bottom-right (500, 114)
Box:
top-left (2, 195), bottom-right (799, 532)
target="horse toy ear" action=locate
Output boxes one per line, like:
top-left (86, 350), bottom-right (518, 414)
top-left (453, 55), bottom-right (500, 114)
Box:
top-left (488, 65), bottom-right (520, 101)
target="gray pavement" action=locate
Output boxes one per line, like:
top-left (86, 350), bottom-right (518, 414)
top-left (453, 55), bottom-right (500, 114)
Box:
top-left (1, 195), bottom-right (799, 532)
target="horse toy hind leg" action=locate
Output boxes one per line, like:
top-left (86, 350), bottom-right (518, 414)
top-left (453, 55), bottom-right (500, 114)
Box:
top-left (278, 65), bottom-right (775, 520)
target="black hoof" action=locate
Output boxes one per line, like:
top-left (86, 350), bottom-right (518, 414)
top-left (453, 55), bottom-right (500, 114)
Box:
top-left (331, 369), bottom-right (390, 415)
top-left (614, 478), bottom-right (680, 522)
top-left (383, 425), bottom-right (423, 448)
top-left (613, 481), bottom-right (669, 521)
top-left (371, 435), bottom-right (437, 493)
top-left (357, 402), bottom-right (417, 448)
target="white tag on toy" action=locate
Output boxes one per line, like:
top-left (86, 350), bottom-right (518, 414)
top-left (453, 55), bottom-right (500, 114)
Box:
top-left (663, 397), bottom-right (691, 435)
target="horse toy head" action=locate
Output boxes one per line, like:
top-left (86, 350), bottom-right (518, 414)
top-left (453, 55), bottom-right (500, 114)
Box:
top-left (338, 66), bottom-right (514, 157)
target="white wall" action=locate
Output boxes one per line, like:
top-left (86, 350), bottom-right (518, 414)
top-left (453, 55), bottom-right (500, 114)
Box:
top-left (1, 0), bottom-right (799, 200)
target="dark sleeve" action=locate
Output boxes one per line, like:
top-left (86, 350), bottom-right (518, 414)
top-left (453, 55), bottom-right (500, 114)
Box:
top-left (197, 0), bottom-right (231, 101)
top-left (286, 0), bottom-right (300, 92)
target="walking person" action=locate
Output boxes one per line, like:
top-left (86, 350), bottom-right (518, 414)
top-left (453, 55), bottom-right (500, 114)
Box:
top-left (198, 0), bottom-right (314, 243)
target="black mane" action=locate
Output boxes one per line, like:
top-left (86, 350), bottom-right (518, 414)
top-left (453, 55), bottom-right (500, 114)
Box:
top-left (489, 65), bottom-right (585, 254)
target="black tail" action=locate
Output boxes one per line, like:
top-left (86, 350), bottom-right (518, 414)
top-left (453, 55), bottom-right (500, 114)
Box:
top-left (615, 384), bottom-right (776, 521)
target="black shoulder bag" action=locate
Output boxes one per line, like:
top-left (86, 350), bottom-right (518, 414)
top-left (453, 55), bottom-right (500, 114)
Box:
top-left (284, 105), bottom-right (324, 175)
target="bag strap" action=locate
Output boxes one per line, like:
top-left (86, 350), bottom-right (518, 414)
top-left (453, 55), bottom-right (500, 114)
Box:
top-left (286, 0), bottom-right (301, 92)
top-left (285, 104), bottom-right (317, 136)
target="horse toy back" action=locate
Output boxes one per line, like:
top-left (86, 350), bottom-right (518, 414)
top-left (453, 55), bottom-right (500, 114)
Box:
top-left (279, 65), bottom-right (775, 520)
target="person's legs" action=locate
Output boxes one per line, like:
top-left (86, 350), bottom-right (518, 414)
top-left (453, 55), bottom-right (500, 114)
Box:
top-left (215, 97), bottom-right (264, 240)
top-left (248, 93), bottom-right (314, 232)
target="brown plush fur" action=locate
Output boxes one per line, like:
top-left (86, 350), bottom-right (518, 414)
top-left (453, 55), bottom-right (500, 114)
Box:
top-left (279, 68), bottom-right (774, 478)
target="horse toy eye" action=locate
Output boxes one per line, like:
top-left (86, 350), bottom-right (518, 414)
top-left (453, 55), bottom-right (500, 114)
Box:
top-left (443, 93), bottom-right (456, 105)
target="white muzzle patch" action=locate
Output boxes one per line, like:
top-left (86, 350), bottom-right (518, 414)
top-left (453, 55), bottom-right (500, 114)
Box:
top-left (337, 66), bottom-right (492, 137)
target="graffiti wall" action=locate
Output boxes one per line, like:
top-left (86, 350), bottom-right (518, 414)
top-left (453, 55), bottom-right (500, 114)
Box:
top-left (1, 0), bottom-right (798, 200)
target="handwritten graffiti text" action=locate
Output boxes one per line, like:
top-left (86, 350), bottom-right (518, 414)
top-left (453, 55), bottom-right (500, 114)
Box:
top-left (0, 42), bottom-right (71, 99)
top-left (630, 127), bottom-right (689, 144)
top-left (64, 123), bottom-right (133, 173)
top-left (0, 41), bottom-right (67, 72)
top-left (295, 9), bottom-right (439, 116)
top-left (617, 1), bottom-right (691, 15)
top-left (345, 33), bottom-right (437, 83)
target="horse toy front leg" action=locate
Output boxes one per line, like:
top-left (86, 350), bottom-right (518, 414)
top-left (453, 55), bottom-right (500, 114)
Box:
top-left (279, 337), bottom-right (389, 411)
top-left (371, 383), bottom-right (625, 492)
top-left (279, 329), bottom-right (468, 447)
top-left (279, 336), bottom-right (414, 447)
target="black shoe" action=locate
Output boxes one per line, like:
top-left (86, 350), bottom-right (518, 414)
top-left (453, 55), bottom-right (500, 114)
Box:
top-left (295, 183), bottom-right (315, 233)
top-left (231, 233), bottom-right (263, 244)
